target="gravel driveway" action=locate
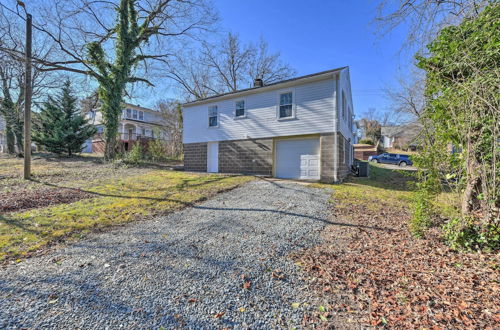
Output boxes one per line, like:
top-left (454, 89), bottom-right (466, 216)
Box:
top-left (0, 179), bottom-right (331, 328)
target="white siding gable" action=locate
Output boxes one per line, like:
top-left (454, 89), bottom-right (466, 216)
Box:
top-left (183, 77), bottom-right (337, 143)
top-left (338, 68), bottom-right (355, 142)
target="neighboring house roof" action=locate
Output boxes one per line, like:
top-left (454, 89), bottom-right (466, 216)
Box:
top-left (382, 122), bottom-right (422, 138)
top-left (381, 126), bottom-right (404, 138)
top-left (382, 122), bottom-right (422, 146)
top-left (92, 102), bottom-right (159, 114)
top-left (122, 118), bottom-right (163, 126)
top-left (183, 66), bottom-right (348, 107)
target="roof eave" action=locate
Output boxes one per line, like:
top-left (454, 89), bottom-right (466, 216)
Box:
top-left (183, 67), bottom-right (347, 108)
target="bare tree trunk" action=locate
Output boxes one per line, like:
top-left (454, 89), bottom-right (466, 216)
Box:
top-left (462, 155), bottom-right (482, 215)
top-left (6, 125), bottom-right (15, 154)
top-left (14, 119), bottom-right (23, 154)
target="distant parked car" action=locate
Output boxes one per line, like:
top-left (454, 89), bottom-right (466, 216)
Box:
top-left (368, 153), bottom-right (413, 167)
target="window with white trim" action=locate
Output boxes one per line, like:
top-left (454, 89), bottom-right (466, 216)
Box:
top-left (208, 105), bottom-right (218, 127)
top-left (279, 92), bottom-right (293, 118)
top-left (124, 108), bottom-right (145, 121)
top-left (235, 100), bottom-right (245, 117)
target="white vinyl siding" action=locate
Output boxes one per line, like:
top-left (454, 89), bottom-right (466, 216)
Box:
top-left (183, 78), bottom-right (336, 143)
top-left (337, 69), bottom-right (355, 145)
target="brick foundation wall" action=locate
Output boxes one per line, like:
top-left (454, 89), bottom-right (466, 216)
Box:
top-left (183, 142), bottom-right (207, 172)
top-left (219, 138), bottom-right (273, 175)
top-left (183, 133), bottom-right (350, 181)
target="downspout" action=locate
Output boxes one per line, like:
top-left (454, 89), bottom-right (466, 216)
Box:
top-left (333, 72), bottom-right (339, 183)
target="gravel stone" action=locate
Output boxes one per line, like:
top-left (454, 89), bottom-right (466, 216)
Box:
top-left (0, 179), bottom-right (332, 328)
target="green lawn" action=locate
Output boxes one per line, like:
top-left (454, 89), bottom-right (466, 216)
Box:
top-left (0, 155), bottom-right (252, 262)
top-left (314, 163), bottom-right (459, 219)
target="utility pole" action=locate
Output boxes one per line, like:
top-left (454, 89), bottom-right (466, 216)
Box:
top-left (23, 13), bottom-right (32, 180)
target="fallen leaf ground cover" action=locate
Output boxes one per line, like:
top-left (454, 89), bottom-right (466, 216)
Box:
top-left (0, 154), bottom-right (252, 262)
top-left (295, 164), bottom-right (499, 328)
top-left (0, 187), bottom-right (94, 212)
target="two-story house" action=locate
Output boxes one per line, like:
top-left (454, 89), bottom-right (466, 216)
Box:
top-left (182, 67), bottom-right (355, 182)
top-left (86, 103), bottom-right (166, 152)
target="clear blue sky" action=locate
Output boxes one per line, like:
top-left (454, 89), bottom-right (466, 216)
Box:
top-left (214, 0), bottom-right (412, 120)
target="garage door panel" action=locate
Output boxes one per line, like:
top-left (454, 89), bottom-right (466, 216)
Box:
top-left (276, 138), bottom-right (320, 180)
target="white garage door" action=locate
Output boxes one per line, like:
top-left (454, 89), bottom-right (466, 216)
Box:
top-left (275, 138), bottom-right (320, 180)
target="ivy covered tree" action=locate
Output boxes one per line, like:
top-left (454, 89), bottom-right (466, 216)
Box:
top-left (414, 2), bottom-right (499, 250)
top-left (33, 80), bottom-right (96, 156)
top-left (0, 0), bottom-right (214, 160)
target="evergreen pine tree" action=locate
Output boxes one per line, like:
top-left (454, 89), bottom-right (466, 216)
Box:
top-left (33, 80), bottom-right (96, 156)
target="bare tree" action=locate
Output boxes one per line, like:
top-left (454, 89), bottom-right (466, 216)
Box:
top-left (166, 33), bottom-right (296, 101)
top-left (157, 99), bottom-right (183, 157)
top-left (359, 118), bottom-right (382, 145)
top-left (202, 32), bottom-right (254, 92)
top-left (0, 11), bottom-right (59, 155)
top-left (375, 0), bottom-right (489, 51)
top-left (166, 51), bottom-right (220, 100)
top-left (248, 37), bottom-right (296, 85)
top-left (384, 73), bottom-right (426, 122)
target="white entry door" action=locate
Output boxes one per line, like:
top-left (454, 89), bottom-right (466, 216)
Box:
top-left (207, 142), bottom-right (219, 173)
top-left (275, 138), bottom-right (320, 180)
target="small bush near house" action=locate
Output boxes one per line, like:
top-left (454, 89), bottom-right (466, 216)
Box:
top-left (410, 190), bottom-right (434, 237)
top-left (124, 142), bottom-right (144, 164)
top-left (148, 139), bottom-right (167, 162)
top-left (358, 138), bottom-right (374, 145)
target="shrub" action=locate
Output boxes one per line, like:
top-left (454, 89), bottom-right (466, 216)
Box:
top-left (443, 217), bottom-right (500, 252)
top-left (148, 139), bottom-right (166, 162)
top-left (410, 190), bottom-right (434, 237)
top-left (358, 139), bottom-right (374, 145)
top-left (124, 142), bottom-right (144, 165)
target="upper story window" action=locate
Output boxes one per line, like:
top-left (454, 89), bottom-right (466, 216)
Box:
top-left (279, 92), bottom-right (293, 119)
top-left (235, 100), bottom-right (245, 117)
top-left (124, 108), bottom-right (145, 121)
top-left (208, 105), bottom-right (218, 127)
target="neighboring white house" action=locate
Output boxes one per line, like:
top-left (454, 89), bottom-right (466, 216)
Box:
top-left (381, 122), bottom-right (422, 150)
top-left (182, 67), bottom-right (355, 182)
top-left (85, 103), bottom-right (166, 152)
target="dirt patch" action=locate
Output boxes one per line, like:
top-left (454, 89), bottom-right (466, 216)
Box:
top-left (0, 187), bottom-right (94, 213)
top-left (294, 195), bottom-right (499, 328)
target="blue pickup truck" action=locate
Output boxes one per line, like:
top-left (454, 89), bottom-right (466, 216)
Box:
top-left (368, 153), bottom-right (413, 167)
